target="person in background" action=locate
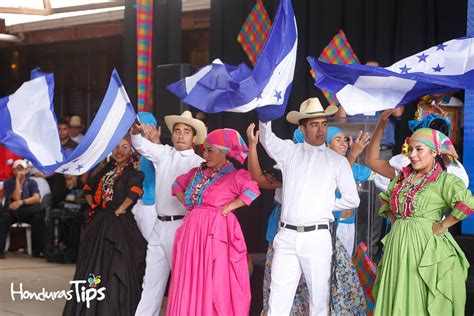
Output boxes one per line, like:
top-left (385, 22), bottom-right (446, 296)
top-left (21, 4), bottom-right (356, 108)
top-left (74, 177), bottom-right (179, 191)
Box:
top-left (130, 111), bottom-right (159, 242)
top-left (0, 159), bottom-right (43, 259)
top-left (324, 126), bottom-right (374, 255)
top-left (58, 118), bottom-right (78, 153)
top-left (69, 115), bottom-right (84, 143)
top-left (0, 145), bottom-right (21, 203)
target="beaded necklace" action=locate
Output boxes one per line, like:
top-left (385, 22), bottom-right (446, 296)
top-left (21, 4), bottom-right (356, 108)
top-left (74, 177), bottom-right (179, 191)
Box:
top-left (391, 162), bottom-right (441, 217)
top-left (188, 162), bottom-right (228, 207)
top-left (101, 164), bottom-right (126, 204)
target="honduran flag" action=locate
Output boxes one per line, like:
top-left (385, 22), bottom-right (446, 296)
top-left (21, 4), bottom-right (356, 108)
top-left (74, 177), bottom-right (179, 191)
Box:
top-left (0, 69), bottom-right (136, 175)
top-left (167, 0), bottom-right (297, 122)
top-left (308, 35), bottom-right (474, 115)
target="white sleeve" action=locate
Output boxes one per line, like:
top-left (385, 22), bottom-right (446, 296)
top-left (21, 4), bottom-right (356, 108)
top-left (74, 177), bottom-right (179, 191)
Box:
top-left (448, 160), bottom-right (469, 188)
top-left (334, 157), bottom-right (360, 210)
top-left (258, 121), bottom-right (293, 168)
top-left (389, 154), bottom-right (410, 172)
top-left (131, 134), bottom-right (168, 163)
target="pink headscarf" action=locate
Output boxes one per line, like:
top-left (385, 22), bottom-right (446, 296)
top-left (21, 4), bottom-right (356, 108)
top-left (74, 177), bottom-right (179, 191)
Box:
top-left (205, 129), bottom-right (249, 164)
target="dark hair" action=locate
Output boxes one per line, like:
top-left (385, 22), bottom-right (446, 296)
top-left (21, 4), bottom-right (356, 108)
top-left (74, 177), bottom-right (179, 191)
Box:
top-left (298, 118), bottom-right (308, 126)
top-left (58, 118), bottom-right (69, 126)
top-left (298, 117), bottom-right (328, 127)
top-left (227, 157), bottom-right (243, 170)
top-left (173, 123), bottom-right (197, 136)
top-left (429, 118), bottom-right (450, 137)
top-left (435, 155), bottom-right (447, 171)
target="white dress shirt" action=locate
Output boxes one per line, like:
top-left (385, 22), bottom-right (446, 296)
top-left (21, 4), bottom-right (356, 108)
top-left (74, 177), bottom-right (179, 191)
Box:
top-left (259, 121), bottom-right (360, 225)
top-left (131, 134), bottom-right (204, 216)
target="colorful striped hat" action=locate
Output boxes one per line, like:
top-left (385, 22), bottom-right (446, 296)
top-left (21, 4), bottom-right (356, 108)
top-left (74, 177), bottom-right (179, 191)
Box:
top-left (409, 128), bottom-right (457, 160)
top-left (205, 129), bottom-right (249, 164)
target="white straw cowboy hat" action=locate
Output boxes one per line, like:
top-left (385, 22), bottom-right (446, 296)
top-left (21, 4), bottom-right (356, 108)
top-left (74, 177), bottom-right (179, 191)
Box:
top-left (286, 97), bottom-right (338, 124)
top-left (69, 115), bottom-right (82, 127)
top-left (164, 110), bottom-right (207, 144)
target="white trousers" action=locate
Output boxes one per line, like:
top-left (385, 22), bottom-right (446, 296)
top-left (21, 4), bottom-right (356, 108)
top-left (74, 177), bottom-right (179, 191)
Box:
top-left (336, 222), bottom-right (355, 257)
top-left (131, 200), bottom-right (157, 242)
top-left (135, 218), bottom-right (183, 316)
top-left (268, 227), bottom-right (332, 316)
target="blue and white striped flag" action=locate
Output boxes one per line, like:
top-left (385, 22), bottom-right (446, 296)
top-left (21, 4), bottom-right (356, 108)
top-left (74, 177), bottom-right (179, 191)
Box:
top-left (308, 35), bottom-right (474, 115)
top-left (0, 69), bottom-right (136, 175)
top-left (167, 0), bottom-right (297, 122)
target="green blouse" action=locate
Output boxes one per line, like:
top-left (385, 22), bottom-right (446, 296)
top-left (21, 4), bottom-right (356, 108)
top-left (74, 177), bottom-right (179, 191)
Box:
top-left (379, 171), bottom-right (474, 222)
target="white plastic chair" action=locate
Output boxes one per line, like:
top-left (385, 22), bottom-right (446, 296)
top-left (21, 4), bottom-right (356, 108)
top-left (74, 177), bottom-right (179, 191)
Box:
top-left (5, 223), bottom-right (32, 255)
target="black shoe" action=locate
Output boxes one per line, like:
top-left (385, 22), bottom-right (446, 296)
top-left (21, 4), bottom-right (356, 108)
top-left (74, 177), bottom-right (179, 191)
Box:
top-left (0, 252), bottom-right (5, 259)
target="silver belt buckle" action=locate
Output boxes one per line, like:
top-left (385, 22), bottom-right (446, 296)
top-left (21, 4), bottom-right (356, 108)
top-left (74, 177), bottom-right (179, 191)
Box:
top-left (296, 225), bottom-right (304, 232)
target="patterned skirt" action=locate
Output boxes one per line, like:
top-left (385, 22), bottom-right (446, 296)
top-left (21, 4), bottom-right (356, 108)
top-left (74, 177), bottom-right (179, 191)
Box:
top-left (262, 238), bottom-right (366, 315)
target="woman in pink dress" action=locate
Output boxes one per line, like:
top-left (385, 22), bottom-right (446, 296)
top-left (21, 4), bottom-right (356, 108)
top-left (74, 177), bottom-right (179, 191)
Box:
top-left (167, 128), bottom-right (260, 316)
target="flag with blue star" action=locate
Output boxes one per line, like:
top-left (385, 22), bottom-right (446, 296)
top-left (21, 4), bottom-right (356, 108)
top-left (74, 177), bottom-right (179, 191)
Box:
top-left (167, 0), bottom-right (297, 122)
top-left (307, 35), bottom-right (474, 115)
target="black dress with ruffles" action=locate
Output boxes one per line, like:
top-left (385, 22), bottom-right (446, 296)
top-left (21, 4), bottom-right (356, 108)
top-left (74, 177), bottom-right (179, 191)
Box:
top-left (63, 162), bottom-right (147, 316)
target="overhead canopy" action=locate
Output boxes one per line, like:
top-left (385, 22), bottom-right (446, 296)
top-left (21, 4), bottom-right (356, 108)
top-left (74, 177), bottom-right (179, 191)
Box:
top-left (0, 0), bottom-right (209, 34)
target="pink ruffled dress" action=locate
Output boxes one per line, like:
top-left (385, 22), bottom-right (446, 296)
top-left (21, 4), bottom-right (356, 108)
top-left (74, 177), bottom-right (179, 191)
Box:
top-left (166, 162), bottom-right (260, 316)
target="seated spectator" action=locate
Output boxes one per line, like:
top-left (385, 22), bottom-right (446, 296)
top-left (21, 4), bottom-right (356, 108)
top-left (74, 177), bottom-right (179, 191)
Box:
top-left (0, 159), bottom-right (44, 258)
top-left (0, 145), bottom-right (21, 203)
top-left (28, 163), bottom-right (51, 203)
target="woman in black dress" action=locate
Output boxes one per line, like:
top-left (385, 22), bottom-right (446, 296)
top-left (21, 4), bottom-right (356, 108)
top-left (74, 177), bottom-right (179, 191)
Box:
top-left (63, 137), bottom-right (147, 315)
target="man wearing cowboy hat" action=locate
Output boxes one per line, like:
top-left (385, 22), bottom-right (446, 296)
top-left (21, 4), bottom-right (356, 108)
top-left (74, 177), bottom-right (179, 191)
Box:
top-left (259, 97), bottom-right (360, 315)
top-left (131, 110), bottom-right (205, 316)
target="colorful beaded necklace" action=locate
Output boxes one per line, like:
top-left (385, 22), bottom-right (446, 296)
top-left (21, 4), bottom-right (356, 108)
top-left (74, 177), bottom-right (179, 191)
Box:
top-left (391, 162), bottom-right (441, 217)
top-left (188, 162), bottom-right (228, 206)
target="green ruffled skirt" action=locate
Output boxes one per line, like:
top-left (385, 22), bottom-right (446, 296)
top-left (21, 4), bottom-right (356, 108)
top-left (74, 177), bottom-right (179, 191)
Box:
top-left (373, 217), bottom-right (469, 316)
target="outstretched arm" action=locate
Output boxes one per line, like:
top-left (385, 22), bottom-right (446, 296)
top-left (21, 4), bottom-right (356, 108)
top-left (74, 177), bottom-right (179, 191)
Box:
top-left (246, 123), bottom-right (282, 190)
top-left (365, 110), bottom-right (396, 179)
top-left (258, 121), bottom-right (292, 168)
top-left (131, 123), bottom-right (167, 163)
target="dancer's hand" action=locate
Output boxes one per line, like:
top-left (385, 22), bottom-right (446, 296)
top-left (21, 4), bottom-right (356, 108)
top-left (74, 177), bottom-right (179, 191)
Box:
top-left (115, 207), bottom-right (126, 217)
top-left (221, 205), bottom-right (233, 216)
top-left (376, 109), bottom-right (395, 130)
top-left (246, 123), bottom-right (259, 148)
top-left (350, 131), bottom-right (371, 157)
top-left (143, 125), bottom-right (161, 144)
top-left (432, 221), bottom-right (447, 236)
top-left (131, 122), bottom-right (142, 135)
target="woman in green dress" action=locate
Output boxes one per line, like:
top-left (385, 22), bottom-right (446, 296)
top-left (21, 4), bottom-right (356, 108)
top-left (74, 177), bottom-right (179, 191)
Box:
top-left (374, 128), bottom-right (474, 315)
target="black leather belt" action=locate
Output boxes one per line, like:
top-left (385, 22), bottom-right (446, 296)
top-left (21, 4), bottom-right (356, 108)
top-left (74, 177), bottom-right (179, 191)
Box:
top-left (380, 144), bottom-right (393, 150)
top-left (157, 215), bottom-right (185, 221)
top-left (280, 222), bottom-right (329, 232)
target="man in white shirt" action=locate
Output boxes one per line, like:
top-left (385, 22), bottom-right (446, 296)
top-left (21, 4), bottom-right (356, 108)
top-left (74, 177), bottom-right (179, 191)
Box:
top-left (259, 98), bottom-right (360, 316)
top-left (131, 111), bottom-right (206, 316)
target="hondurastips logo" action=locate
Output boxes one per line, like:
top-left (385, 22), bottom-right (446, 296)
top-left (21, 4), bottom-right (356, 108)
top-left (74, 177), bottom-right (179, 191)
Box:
top-left (10, 273), bottom-right (106, 308)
